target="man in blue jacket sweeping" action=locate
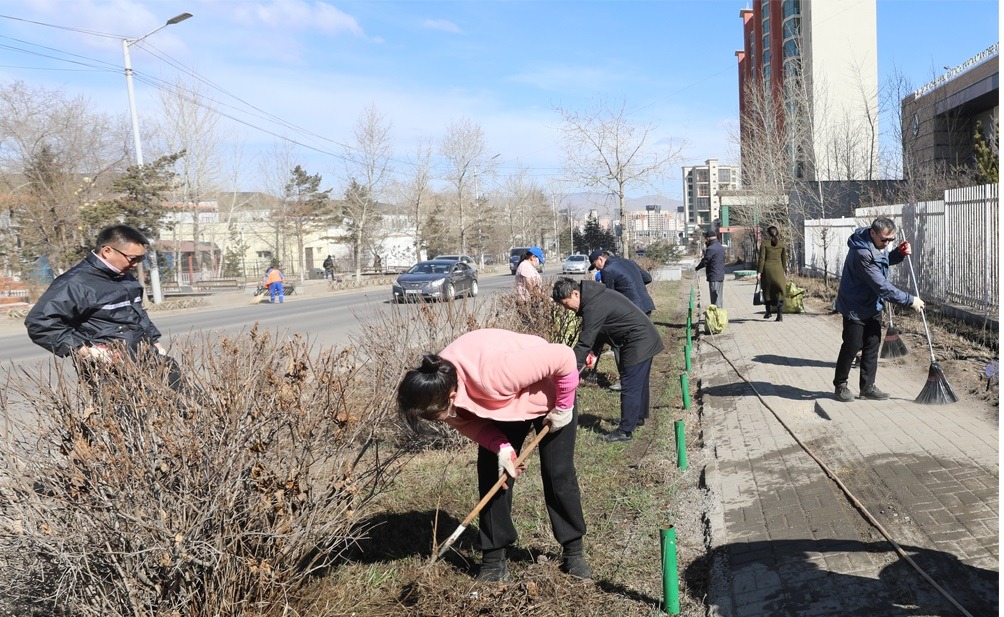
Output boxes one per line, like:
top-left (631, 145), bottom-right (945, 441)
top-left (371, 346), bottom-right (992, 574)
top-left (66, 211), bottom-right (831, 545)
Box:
top-left (833, 217), bottom-right (924, 402)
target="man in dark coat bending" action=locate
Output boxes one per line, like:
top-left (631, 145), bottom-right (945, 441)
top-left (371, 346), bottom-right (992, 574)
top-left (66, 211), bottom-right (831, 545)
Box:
top-left (553, 277), bottom-right (664, 442)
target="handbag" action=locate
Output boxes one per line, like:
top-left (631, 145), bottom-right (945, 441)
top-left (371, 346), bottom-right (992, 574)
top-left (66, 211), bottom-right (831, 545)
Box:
top-left (752, 279), bottom-right (763, 305)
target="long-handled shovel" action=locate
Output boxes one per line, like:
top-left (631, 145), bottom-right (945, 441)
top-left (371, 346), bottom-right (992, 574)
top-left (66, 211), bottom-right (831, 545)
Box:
top-left (427, 424), bottom-right (551, 567)
top-left (906, 255), bottom-right (958, 404)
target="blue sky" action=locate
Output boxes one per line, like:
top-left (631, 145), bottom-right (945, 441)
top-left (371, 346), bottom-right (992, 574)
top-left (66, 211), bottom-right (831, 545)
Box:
top-left (0, 0), bottom-right (998, 202)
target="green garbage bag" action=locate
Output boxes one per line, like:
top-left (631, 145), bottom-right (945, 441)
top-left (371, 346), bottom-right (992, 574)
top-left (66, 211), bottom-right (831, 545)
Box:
top-left (783, 282), bottom-right (805, 314)
top-left (704, 304), bottom-right (728, 334)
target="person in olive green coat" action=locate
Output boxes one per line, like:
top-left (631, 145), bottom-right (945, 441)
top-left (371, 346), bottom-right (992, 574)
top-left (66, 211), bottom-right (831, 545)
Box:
top-left (757, 225), bottom-right (788, 321)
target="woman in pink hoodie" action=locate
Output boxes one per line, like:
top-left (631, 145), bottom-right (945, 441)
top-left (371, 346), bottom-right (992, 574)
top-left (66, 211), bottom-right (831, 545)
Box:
top-left (398, 328), bottom-right (590, 583)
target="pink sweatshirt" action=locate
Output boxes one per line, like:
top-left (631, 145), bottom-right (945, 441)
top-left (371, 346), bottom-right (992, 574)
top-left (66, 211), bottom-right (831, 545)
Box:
top-left (439, 329), bottom-right (578, 452)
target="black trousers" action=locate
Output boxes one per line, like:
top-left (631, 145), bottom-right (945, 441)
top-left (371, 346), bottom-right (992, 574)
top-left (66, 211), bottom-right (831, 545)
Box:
top-left (834, 315), bottom-right (882, 389)
top-left (618, 358), bottom-right (653, 433)
top-left (476, 403), bottom-right (587, 552)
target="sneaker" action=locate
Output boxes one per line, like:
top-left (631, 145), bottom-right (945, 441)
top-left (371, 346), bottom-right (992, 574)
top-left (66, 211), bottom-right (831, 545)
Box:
top-left (859, 385), bottom-right (890, 400)
top-left (834, 384), bottom-right (855, 402)
top-left (636, 418), bottom-right (646, 427)
top-left (608, 380), bottom-right (622, 392)
top-left (600, 429), bottom-right (632, 443)
top-left (478, 548), bottom-right (510, 582)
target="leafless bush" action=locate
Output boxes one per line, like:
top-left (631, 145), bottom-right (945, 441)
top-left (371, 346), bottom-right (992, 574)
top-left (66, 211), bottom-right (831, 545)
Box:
top-left (352, 281), bottom-right (580, 449)
top-left (0, 327), bottom-right (404, 616)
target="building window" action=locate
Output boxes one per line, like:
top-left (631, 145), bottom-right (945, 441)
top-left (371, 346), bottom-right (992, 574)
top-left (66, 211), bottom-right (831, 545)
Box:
top-left (783, 16), bottom-right (800, 40)
top-left (783, 0), bottom-right (800, 18)
top-left (783, 39), bottom-right (799, 59)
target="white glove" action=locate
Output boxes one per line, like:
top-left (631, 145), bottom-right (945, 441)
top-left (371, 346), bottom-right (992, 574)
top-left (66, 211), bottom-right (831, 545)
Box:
top-left (155, 344), bottom-right (168, 356)
top-left (911, 296), bottom-right (925, 312)
top-left (84, 345), bottom-right (115, 364)
top-left (497, 444), bottom-right (517, 478)
top-left (545, 407), bottom-right (573, 431)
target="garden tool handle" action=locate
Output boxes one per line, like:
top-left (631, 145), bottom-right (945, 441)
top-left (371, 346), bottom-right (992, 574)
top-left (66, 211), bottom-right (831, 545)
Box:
top-left (430, 424), bottom-right (551, 565)
top-left (905, 254), bottom-right (936, 363)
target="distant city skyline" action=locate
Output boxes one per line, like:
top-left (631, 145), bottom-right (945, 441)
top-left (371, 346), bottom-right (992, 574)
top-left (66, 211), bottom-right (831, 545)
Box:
top-left (0, 0), bottom-right (997, 200)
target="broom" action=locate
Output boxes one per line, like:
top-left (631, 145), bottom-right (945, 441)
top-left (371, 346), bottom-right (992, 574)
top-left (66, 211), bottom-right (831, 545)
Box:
top-left (880, 305), bottom-right (909, 358)
top-left (906, 255), bottom-right (958, 404)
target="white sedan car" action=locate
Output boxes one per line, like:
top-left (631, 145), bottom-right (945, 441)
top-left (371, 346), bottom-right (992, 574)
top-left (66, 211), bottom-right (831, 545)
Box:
top-left (561, 254), bottom-right (589, 274)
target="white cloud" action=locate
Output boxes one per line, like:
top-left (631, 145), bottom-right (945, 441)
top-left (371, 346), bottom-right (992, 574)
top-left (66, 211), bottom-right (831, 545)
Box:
top-left (420, 18), bottom-right (461, 34)
top-left (231, 0), bottom-right (364, 36)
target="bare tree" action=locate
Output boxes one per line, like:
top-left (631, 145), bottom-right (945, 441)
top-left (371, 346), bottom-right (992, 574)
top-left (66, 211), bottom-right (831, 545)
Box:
top-left (342, 104), bottom-right (394, 281)
top-left (397, 139), bottom-right (434, 262)
top-left (0, 81), bottom-right (130, 274)
top-left (255, 140), bottom-right (299, 270)
top-left (439, 117), bottom-right (496, 255)
top-left (157, 79), bottom-right (226, 281)
top-left (556, 100), bottom-right (682, 258)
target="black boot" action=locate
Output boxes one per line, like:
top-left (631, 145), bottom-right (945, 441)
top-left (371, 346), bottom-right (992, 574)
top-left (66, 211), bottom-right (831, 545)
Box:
top-left (763, 303), bottom-right (772, 319)
top-left (775, 302), bottom-right (783, 321)
top-left (478, 547), bottom-right (510, 582)
top-left (561, 538), bottom-right (593, 580)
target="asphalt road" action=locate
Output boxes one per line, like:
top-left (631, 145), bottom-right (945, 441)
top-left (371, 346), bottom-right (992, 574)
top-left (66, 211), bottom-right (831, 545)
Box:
top-left (0, 270), bottom-right (521, 371)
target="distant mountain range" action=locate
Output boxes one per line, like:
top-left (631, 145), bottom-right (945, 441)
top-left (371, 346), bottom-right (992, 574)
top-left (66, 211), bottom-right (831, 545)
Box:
top-left (563, 192), bottom-right (683, 214)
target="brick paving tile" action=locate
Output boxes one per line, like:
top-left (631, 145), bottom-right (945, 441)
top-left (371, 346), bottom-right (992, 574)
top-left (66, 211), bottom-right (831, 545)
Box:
top-left (698, 278), bottom-right (998, 617)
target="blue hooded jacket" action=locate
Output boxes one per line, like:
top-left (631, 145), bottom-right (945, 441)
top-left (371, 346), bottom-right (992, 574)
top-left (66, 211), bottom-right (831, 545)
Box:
top-left (835, 227), bottom-right (913, 321)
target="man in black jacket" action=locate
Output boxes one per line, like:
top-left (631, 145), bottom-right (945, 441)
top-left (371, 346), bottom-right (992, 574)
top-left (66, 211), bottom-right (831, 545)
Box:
top-left (553, 278), bottom-right (664, 443)
top-left (25, 225), bottom-right (177, 387)
top-left (588, 249), bottom-right (655, 315)
top-left (695, 230), bottom-right (726, 307)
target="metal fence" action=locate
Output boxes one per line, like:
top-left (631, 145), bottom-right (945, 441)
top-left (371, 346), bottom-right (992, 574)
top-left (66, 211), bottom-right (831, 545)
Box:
top-left (804, 184), bottom-right (998, 315)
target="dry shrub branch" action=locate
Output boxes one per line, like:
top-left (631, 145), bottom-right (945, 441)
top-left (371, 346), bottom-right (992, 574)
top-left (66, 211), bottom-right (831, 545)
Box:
top-left (0, 326), bottom-right (404, 616)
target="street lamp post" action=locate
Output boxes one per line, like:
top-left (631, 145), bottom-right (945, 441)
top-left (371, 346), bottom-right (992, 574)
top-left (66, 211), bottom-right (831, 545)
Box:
top-left (122, 12), bottom-right (192, 304)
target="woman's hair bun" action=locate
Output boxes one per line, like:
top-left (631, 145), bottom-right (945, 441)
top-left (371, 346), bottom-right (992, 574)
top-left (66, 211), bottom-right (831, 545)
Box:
top-left (419, 354), bottom-right (443, 373)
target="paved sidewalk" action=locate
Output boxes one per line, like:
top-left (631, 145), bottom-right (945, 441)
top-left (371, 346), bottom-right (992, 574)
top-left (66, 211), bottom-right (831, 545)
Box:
top-left (695, 277), bottom-right (998, 616)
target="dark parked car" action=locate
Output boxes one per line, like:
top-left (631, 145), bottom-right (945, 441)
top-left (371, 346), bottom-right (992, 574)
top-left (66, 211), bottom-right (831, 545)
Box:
top-left (392, 259), bottom-right (479, 303)
top-left (435, 254), bottom-right (477, 269)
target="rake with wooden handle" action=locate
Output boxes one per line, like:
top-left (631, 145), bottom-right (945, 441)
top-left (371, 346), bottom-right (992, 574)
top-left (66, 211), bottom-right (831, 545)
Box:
top-left (427, 424), bottom-right (551, 567)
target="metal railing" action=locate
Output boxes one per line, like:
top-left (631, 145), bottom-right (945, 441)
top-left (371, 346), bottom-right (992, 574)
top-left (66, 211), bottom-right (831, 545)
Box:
top-left (804, 184), bottom-right (998, 314)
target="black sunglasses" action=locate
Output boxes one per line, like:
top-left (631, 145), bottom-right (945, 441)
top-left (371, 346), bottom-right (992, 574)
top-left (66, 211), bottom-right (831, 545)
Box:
top-left (108, 245), bottom-right (146, 265)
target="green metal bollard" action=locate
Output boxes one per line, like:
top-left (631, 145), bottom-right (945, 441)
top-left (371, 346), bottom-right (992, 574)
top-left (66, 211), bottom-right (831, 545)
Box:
top-left (661, 526), bottom-right (680, 615)
top-left (675, 420), bottom-right (687, 470)
top-left (680, 373), bottom-right (691, 409)
top-left (684, 344), bottom-right (691, 371)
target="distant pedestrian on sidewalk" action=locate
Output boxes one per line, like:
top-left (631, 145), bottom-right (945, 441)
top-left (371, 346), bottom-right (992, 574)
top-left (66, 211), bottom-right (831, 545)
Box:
top-left (263, 264), bottom-right (285, 303)
top-left (833, 217), bottom-right (924, 402)
top-left (322, 255), bottom-right (335, 281)
top-left (397, 329), bottom-right (591, 583)
top-left (552, 278), bottom-right (664, 443)
top-left (695, 230), bottom-right (725, 307)
top-left (757, 226), bottom-right (788, 321)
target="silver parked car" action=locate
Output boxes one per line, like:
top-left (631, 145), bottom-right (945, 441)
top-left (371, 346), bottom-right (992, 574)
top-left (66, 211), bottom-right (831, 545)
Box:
top-left (561, 254), bottom-right (589, 274)
top-left (392, 259), bottom-right (479, 303)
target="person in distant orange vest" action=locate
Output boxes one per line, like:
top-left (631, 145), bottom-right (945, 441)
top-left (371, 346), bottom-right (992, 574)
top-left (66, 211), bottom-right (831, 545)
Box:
top-left (263, 265), bottom-right (285, 304)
